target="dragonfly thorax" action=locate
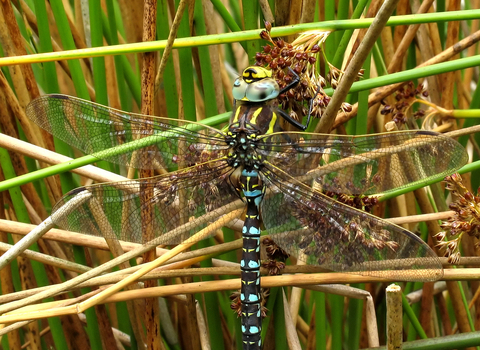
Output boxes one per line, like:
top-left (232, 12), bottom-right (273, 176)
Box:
top-left (226, 125), bottom-right (263, 170)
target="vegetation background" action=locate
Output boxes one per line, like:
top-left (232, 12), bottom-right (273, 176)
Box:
top-left (0, 0), bottom-right (480, 349)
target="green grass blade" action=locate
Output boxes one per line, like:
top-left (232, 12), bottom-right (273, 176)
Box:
top-left (48, 0), bottom-right (90, 99)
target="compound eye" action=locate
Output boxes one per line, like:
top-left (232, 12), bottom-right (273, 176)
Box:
top-left (245, 78), bottom-right (280, 102)
top-left (232, 78), bottom-right (249, 100)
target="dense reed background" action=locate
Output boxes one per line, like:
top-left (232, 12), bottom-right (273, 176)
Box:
top-left (0, 0), bottom-right (480, 349)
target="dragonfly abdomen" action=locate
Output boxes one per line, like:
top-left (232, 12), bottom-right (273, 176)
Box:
top-left (240, 168), bottom-right (264, 349)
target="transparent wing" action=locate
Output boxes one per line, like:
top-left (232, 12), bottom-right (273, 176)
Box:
top-left (258, 130), bottom-right (467, 195)
top-left (26, 94), bottom-right (229, 171)
top-left (260, 163), bottom-right (443, 282)
top-left (52, 159), bottom-right (244, 245)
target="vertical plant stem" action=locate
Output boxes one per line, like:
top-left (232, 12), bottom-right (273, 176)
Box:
top-left (439, 0), bottom-right (461, 110)
top-left (365, 294), bottom-right (379, 347)
top-left (141, 1), bottom-right (160, 349)
top-left (283, 290), bottom-right (302, 350)
top-left (419, 281), bottom-right (435, 338)
top-left (386, 284), bottom-right (402, 350)
top-left (315, 291), bottom-right (326, 350)
top-left (196, 300), bottom-right (211, 349)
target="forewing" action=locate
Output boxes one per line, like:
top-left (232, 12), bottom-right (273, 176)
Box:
top-left (258, 130), bottom-right (467, 195)
top-left (26, 94), bottom-right (229, 171)
top-left (260, 163), bottom-right (443, 281)
top-left (52, 159), bottom-right (243, 245)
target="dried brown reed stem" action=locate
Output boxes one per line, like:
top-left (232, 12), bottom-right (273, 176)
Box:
top-left (386, 284), bottom-right (402, 350)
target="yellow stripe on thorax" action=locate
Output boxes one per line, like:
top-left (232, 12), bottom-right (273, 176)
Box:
top-left (250, 107), bottom-right (263, 125)
top-left (232, 106), bottom-right (242, 123)
top-left (266, 112), bottom-right (278, 134)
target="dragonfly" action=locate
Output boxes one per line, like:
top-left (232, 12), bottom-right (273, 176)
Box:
top-left (25, 66), bottom-right (467, 350)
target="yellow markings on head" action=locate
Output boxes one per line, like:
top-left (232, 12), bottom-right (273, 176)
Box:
top-left (266, 112), bottom-right (278, 134)
top-left (250, 107), bottom-right (263, 125)
top-left (242, 66), bottom-right (272, 83)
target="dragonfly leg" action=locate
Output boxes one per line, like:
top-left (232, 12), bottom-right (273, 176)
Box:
top-left (278, 67), bottom-right (300, 95)
top-left (276, 67), bottom-right (319, 131)
top-left (276, 108), bottom-right (309, 131)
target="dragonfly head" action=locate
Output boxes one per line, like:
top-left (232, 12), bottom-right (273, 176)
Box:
top-left (233, 66), bottom-right (280, 103)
